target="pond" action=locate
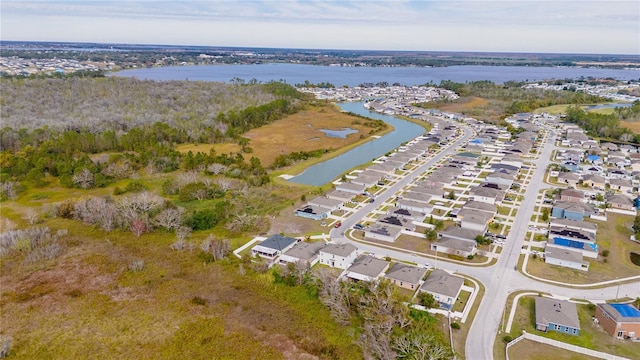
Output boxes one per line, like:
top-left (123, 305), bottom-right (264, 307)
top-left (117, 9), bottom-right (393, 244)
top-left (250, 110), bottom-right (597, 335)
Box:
top-left (319, 128), bottom-right (359, 139)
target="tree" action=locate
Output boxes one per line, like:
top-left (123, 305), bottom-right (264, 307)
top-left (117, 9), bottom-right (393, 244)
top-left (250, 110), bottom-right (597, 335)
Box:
top-left (447, 190), bottom-right (455, 200)
top-left (418, 292), bottom-right (436, 308)
top-left (200, 235), bottom-right (231, 261)
top-left (425, 229), bottom-right (437, 241)
top-left (72, 168), bottom-right (94, 189)
top-left (541, 207), bottom-right (549, 222)
top-left (475, 235), bottom-right (490, 245)
top-left (154, 207), bottom-right (184, 230)
top-left (633, 215), bottom-right (640, 236)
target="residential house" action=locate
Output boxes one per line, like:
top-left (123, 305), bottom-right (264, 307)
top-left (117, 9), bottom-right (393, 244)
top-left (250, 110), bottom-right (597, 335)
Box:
top-left (419, 269), bottom-right (465, 310)
top-left (607, 194), bottom-right (636, 211)
top-left (469, 183), bottom-right (507, 204)
top-left (335, 182), bottom-right (365, 195)
top-left (251, 235), bottom-right (299, 259)
top-left (486, 169), bottom-right (516, 188)
top-left (456, 208), bottom-right (493, 233)
top-left (582, 174), bottom-right (606, 190)
top-left (549, 218), bottom-right (597, 236)
top-left (326, 189), bottom-right (355, 202)
top-left (544, 247), bottom-right (590, 271)
top-left (432, 226), bottom-right (481, 258)
top-left (534, 297), bottom-right (581, 336)
top-left (279, 241), bottom-right (327, 267)
top-left (318, 243), bottom-right (358, 269)
top-left (384, 263), bottom-right (427, 290)
top-left (294, 205), bottom-right (329, 220)
top-left (397, 198), bottom-right (432, 214)
top-left (387, 207), bottom-right (425, 222)
top-left (609, 178), bottom-right (633, 194)
top-left (557, 172), bottom-right (580, 188)
top-left (308, 196), bottom-right (343, 212)
top-left (551, 201), bottom-right (595, 221)
top-left (377, 214), bottom-right (415, 231)
top-left (547, 226), bottom-right (598, 258)
top-left (364, 223), bottom-right (403, 242)
top-left (351, 174), bottom-right (379, 188)
top-left (345, 255), bottom-right (390, 282)
top-left (595, 303), bottom-right (640, 339)
top-left (560, 188), bottom-right (584, 203)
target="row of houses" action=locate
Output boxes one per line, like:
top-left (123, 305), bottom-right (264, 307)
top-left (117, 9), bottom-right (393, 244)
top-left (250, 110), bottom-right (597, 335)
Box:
top-left (250, 235), bottom-right (467, 309)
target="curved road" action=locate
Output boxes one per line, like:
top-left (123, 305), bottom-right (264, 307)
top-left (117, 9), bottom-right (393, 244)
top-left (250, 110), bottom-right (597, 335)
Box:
top-left (329, 118), bottom-right (640, 359)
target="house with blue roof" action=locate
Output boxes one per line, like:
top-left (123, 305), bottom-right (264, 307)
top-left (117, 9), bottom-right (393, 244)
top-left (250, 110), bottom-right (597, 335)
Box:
top-left (596, 303), bottom-right (640, 339)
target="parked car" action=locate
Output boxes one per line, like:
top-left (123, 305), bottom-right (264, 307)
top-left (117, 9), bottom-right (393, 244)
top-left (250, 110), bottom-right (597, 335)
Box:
top-left (354, 223), bottom-right (364, 230)
top-left (334, 222), bottom-right (342, 228)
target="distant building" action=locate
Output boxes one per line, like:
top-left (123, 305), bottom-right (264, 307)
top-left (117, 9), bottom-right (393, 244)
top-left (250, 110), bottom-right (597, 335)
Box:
top-left (419, 269), bottom-right (464, 310)
top-left (384, 263), bottom-right (427, 290)
top-left (345, 255), bottom-right (390, 282)
top-left (317, 243), bottom-right (358, 269)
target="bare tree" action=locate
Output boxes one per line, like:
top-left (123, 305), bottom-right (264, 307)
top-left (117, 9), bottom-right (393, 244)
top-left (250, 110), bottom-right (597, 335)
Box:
top-left (72, 168), bottom-right (95, 189)
top-left (207, 163), bottom-right (227, 175)
top-left (154, 207), bottom-right (184, 230)
top-left (0, 181), bottom-right (18, 200)
top-left (73, 197), bottom-right (119, 232)
top-left (200, 235), bottom-right (231, 261)
top-left (118, 191), bottom-right (164, 215)
top-left (23, 208), bottom-right (39, 225)
top-left (176, 171), bottom-right (200, 188)
top-left (312, 267), bottom-right (351, 325)
top-left (129, 218), bottom-right (148, 238)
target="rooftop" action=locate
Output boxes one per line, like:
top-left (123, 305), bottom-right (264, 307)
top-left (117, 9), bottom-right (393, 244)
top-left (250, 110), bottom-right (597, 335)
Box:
top-left (384, 263), bottom-right (427, 284)
top-left (420, 269), bottom-right (464, 298)
top-left (535, 296), bottom-right (580, 330)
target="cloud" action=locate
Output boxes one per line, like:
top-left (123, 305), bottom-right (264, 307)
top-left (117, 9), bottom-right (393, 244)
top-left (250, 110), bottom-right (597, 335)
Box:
top-left (1, 0), bottom-right (638, 54)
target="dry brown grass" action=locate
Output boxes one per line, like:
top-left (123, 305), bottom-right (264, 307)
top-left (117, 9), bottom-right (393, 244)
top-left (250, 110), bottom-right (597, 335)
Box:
top-left (0, 220), bottom-right (360, 359)
top-left (432, 97), bottom-right (506, 122)
top-left (241, 104), bottom-right (381, 167)
top-left (621, 120), bottom-right (640, 134)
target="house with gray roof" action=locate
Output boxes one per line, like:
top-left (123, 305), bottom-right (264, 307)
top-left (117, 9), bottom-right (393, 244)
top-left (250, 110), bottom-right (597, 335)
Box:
top-left (607, 194), bottom-right (635, 211)
top-left (318, 243), bottom-right (358, 269)
top-left (535, 297), bottom-right (581, 336)
top-left (419, 269), bottom-right (465, 310)
top-left (384, 263), bottom-right (427, 290)
top-left (279, 241), bottom-right (327, 266)
top-left (397, 198), bottom-right (432, 214)
top-left (365, 223), bottom-right (403, 242)
top-left (345, 255), bottom-right (390, 282)
top-left (326, 189), bottom-right (355, 202)
top-left (335, 182), bottom-right (365, 195)
top-left (252, 235), bottom-right (299, 259)
top-left (544, 247), bottom-right (590, 271)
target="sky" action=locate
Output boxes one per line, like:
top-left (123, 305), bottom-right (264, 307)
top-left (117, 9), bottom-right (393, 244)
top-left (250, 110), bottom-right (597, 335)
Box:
top-left (1, 0), bottom-right (639, 55)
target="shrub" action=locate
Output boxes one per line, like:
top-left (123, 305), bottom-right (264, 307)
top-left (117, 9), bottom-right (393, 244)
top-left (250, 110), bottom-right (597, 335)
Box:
top-left (601, 249), bottom-right (610, 257)
top-left (451, 322), bottom-right (461, 330)
top-left (191, 296), bottom-right (207, 306)
top-left (503, 335), bottom-right (513, 343)
top-left (467, 255), bottom-right (474, 260)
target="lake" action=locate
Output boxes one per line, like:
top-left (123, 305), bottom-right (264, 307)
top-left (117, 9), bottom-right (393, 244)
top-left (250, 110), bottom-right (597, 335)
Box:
top-left (115, 63), bottom-right (640, 87)
top-left (287, 102), bottom-right (425, 186)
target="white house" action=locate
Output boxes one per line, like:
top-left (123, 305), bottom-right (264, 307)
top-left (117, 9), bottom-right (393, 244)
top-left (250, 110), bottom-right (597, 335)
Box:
top-left (318, 243), bottom-right (358, 269)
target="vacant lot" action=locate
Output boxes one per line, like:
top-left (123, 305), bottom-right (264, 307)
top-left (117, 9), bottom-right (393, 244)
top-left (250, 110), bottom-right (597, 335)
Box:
top-left (507, 339), bottom-right (600, 360)
top-left (526, 213), bottom-right (640, 284)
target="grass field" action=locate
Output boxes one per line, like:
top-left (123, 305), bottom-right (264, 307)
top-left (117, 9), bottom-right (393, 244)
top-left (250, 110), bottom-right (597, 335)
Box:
top-left (621, 120), bottom-right (640, 134)
top-left (0, 222), bottom-right (362, 359)
top-left (526, 213), bottom-right (640, 284)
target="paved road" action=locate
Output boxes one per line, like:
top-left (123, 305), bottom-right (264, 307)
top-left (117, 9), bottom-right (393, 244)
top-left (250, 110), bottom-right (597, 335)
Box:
top-left (328, 118), bottom-right (640, 360)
